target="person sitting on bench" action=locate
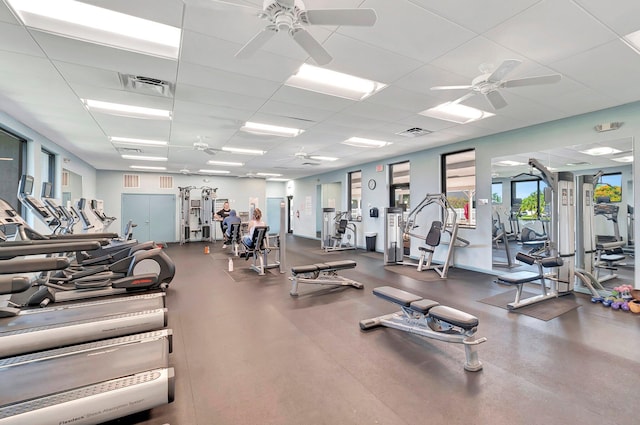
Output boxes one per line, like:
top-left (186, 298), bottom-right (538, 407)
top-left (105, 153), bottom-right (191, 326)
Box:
top-left (360, 286), bottom-right (487, 371)
top-left (242, 208), bottom-right (265, 248)
top-left (222, 210), bottom-right (241, 248)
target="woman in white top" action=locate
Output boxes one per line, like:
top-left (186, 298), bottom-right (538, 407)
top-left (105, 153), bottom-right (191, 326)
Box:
top-left (242, 208), bottom-right (266, 247)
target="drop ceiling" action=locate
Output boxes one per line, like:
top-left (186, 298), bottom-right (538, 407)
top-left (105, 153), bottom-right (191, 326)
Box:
top-left (0, 0), bottom-right (639, 180)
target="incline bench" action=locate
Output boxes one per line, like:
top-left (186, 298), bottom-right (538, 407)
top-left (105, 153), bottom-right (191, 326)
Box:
top-left (289, 260), bottom-right (363, 296)
top-left (359, 286), bottom-right (486, 371)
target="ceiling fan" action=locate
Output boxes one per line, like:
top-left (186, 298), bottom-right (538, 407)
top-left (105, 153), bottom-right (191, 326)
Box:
top-left (210, 0), bottom-right (377, 66)
top-left (430, 59), bottom-right (562, 110)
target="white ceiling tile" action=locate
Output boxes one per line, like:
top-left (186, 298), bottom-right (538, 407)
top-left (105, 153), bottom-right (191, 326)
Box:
top-left (80, 0), bottom-right (185, 28)
top-left (269, 85), bottom-right (353, 113)
top-left (573, 0), bottom-right (640, 36)
top-left (0, 22), bottom-right (46, 57)
top-left (0, 2), bottom-right (18, 24)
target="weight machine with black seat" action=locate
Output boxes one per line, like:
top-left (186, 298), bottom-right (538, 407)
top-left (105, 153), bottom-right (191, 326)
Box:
top-left (384, 194), bottom-right (468, 278)
top-left (178, 186), bottom-right (195, 245)
top-left (496, 159), bottom-right (575, 309)
top-left (200, 186), bottom-right (216, 243)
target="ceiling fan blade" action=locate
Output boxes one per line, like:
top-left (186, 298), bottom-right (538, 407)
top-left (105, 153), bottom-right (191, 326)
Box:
top-left (235, 28), bottom-right (276, 59)
top-left (502, 74), bottom-right (562, 88)
top-left (487, 59), bottom-right (522, 82)
top-left (291, 28), bottom-right (332, 65)
top-left (304, 9), bottom-right (377, 26)
top-left (450, 92), bottom-right (476, 105)
top-left (431, 85), bottom-right (473, 91)
top-left (485, 90), bottom-right (508, 110)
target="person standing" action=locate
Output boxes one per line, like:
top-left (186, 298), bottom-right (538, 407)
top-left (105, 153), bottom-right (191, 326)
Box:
top-left (215, 201), bottom-right (231, 235)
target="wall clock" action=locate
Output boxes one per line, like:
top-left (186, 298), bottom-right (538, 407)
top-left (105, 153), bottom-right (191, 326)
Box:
top-left (368, 179), bottom-right (376, 190)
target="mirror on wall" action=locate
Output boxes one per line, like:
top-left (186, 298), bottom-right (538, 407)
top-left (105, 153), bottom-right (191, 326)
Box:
top-left (490, 137), bottom-right (633, 281)
top-left (62, 168), bottom-right (82, 208)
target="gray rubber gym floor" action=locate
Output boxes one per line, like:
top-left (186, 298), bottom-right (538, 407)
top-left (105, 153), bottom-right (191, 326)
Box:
top-left (105, 235), bottom-right (640, 425)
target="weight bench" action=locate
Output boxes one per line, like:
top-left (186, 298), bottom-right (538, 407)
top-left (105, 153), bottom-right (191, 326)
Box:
top-left (289, 260), bottom-right (363, 296)
top-left (496, 252), bottom-right (563, 309)
top-left (359, 286), bottom-right (486, 371)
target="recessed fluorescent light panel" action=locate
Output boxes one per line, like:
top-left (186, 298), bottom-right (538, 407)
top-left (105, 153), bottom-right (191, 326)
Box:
top-left (83, 99), bottom-right (172, 120)
top-left (6, 0), bottom-right (181, 59)
top-left (240, 122), bottom-right (304, 137)
top-left (121, 154), bottom-right (167, 161)
top-left (419, 102), bottom-right (494, 124)
top-left (612, 156), bottom-right (633, 163)
top-left (310, 156), bottom-right (338, 161)
top-left (221, 147), bottom-right (266, 155)
top-left (206, 160), bottom-right (244, 167)
top-left (495, 160), bottom-right (525, 166)
top-left (256, 172), bottom-right (282, 177)
top-left (0, 157), bottom-right (13, 161)
top-left (285, 64), bottom-right (386, 101)
top-left (580, 147), bottom-right (621, 156)
top-left (342, 137), bottom-right (390, 148)
top-left (267, 178), bottom-right (289, 182)
top-left (199, 169), bottom-right (231, 174)
top-left (130, 165), bottom-right (166, 170)
top-left (623, 29), bottom-right (640, 55)
top-left (110, 137), bottom-right (168, 146)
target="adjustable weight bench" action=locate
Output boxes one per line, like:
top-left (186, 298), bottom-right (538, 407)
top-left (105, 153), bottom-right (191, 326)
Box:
top-left (496, 252), bottom-right (563, 309)
top-left (359, 286), bottom-right (486, 371)
top-left (289, 260), bottom-right (363, 296)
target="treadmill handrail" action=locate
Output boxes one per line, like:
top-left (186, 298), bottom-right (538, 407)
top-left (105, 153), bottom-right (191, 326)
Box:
top-left (1, 257), bottom-right (71, 274)
top-left (0, 241), bottom-right (101, 259)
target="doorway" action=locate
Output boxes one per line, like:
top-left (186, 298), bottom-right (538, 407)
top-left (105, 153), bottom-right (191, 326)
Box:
top-left (122, 193), bottom-right (176, 243)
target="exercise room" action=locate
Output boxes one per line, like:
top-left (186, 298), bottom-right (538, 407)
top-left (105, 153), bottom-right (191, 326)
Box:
top-left (0, 1), bottom-right (639, 424)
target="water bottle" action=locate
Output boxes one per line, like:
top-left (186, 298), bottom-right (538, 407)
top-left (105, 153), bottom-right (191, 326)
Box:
top-left (228, 257), bottom-right (233, 272)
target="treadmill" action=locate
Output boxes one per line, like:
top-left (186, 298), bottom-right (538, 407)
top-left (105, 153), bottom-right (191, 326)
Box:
top-left (0, 330), bottom-right (174, 424)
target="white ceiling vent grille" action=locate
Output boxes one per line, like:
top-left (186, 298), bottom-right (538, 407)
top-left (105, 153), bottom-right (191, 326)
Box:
top-left (119, 74), bottom-right (174, 98)
top-left (159, 175), bottom-right (173, 189)
top-left (123, 174), bottom-right (140, 188)
top-left (396, 127), bottom-right (432, 138)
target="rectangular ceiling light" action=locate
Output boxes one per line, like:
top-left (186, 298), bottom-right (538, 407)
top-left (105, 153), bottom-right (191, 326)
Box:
top-left (256, 172), bottom-right (282, 177)
top-left (310, 156), bottom-right (338, 161)
top-left (199, 169), bottom-right (231, 174)
top-left (285, 64), bottom-right (387, 101)
top-left (419, 102), bottom-right (494, 124)
top-left (342, 137), bottom-right (390, 148)
top-left (6, 0), bottom-right (181, 59)
top-left (0, 157), bottom-right (14, 161)
top-left (495, 160), bottom-right (525, 166)
top-left (206, 160), bottom-right (244, 167)
top-left (240, 122), bottom-right (304, 137)
top-left (221, 147), bottom-right (266, 155)
top-left (83, 99), bottom-right (172, 120)
top-left (611, 156), bottom-right (633, 163)
top-left (130, 165), bottom-right (166, 170)
top-left (622, 29), bottom-right (640, 55)
top-left (121, 154), bottom-right (167, 161)
top-left (267, 178), bottom-right (289, 182)
top-left (110, 136), bottom-right (168, 146)
top-left (580, 147), bottom-right (621, 156)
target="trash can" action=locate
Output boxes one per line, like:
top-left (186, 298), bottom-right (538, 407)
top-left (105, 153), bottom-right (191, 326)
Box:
top-left (365, 232), bottom-right (377, 252)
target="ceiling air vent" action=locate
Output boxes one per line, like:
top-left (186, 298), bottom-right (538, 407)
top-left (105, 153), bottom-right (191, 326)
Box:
top-left (396, 127), bottom-right (432, 138)
top-left (119, 73), bottom-right (174, 98)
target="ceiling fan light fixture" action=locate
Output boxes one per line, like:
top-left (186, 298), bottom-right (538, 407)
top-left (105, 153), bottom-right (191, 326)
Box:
top-left (342, 137), bottom-right (390, 148)
top-left (82, 99), bottom-right (172, 120)
top-left (419, 102), bottom-right (494, 124)
top-left (240, 121), bottom-right (304, 137)
top-left (206, 160), bottom-right (244, 167)
top-left (110, 136), bottom-right (168, 146)
top-left (221, 147), bottom-right (266, 155)
top-left (285, 64), bottom-right (386, 101)
top-left (5, 0), bottom-right (181, 59)
top-left (580, 147), bottom-right (621, 156)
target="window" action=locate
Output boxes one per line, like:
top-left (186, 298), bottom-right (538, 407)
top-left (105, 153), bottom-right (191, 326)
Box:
top-left (595, 172), bottom-right (622, 203)
top-left (348, 170), bottom-right (362, 220)
top-left (0, 127), bottom-right (26, 212)
top-left (442, 149), bottom-right (475, 228)
top-left (389, 161), bottom-right (410, 210)
top-left (492, 182), bottom-right (503, 204)
top-left (511, 178), bottom-right (548, 220)
top-left (41, 148), bottom-right (56, 193)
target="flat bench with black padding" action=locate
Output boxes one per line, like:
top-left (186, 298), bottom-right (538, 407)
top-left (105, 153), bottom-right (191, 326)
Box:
top-left (359, 286), bottom-right (486, 372)
top-left (496, 252), bottom-right (564, 309)
top-left (289, 260), bottom-right (363, 296)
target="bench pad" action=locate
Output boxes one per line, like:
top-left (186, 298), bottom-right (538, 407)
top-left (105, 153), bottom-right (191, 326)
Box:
top-left (292, 260), bottom-right (357, 275)
top-left (291, 264), bottom-right (319, 274)
top-left (409, 298), bottom-right (439, 313)
top-left (323, 260), bottom-right (357, 270)
top-left (429, 305), bottom-right (478, 330)
top-left (497, 271), bottom-right (541, 284)
top-left (373, 286), bottom-right (423, 307)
